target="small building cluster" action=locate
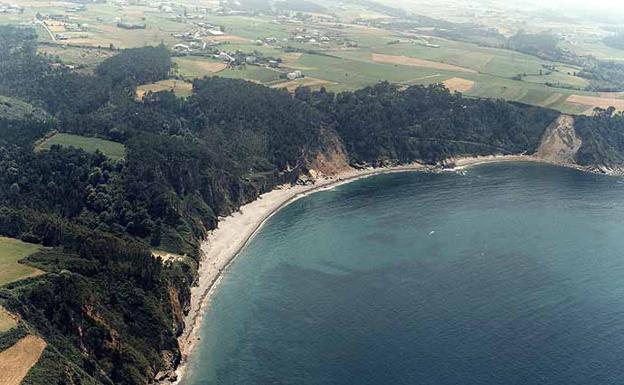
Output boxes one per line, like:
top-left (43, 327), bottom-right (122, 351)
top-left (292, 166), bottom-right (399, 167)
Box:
top-left (0, 2), bottom-right (23, 13)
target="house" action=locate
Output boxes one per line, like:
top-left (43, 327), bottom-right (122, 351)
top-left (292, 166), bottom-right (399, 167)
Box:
top-left (287, 70), bottom-right (302, 80)
top-left (207, 29), bottom-right (224, 36)
top-left (173, 43), bottom-right (190, 54)
top-left (117, 21), bottom-right (146, 29)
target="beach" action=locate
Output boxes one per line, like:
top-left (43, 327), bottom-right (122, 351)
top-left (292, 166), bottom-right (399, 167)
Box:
top-left (172, 154), bottom-right (583, 384)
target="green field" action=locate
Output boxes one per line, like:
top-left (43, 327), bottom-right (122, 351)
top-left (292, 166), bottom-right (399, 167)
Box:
top-left (4, 0), bottom-right (624, 115)
top-left (0, 306), bottom-right (16, 333)
top-left (0, 237), bottom-right (43, 287)
top-left (37, 133), bottom-right (126, 161)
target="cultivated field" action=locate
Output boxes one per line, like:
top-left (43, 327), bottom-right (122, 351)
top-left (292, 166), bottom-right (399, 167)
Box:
top-left (566, 95), bottom-right (624, 115)
top-left (173, 56), bottom-right (227, 79)
top-left (372, 53), bottom-right (478, 73)
top-left (443, 77), bottom-right (475, 93)
top-left (0, 335), bottom-right (47, 385)
top-left (0, 237), bottom-right (43, 287)
top-left (0, 306), bottom-right (17, 333)
top-left (136, 79), bottom-right (193, 99)
top-left (4, 0), bottom-right (624, 115)
top-left (37, 133), bottom-right (126, 161)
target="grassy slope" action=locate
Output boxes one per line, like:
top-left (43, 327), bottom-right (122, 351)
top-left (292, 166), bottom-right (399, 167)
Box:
top-left (0, 95), bottom-right (49, 121)
top-left (0, 237), bottom-right (43, 287)
top-left (37, 133), bottom-right (126, 161)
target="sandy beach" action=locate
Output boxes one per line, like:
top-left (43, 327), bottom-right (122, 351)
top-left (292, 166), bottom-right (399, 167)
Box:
top-left (172, 154), bottom-right (585, 384)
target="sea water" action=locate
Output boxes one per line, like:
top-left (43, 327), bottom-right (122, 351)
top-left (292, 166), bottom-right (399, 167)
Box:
top-left (185, 163), bottom-right (624, 385)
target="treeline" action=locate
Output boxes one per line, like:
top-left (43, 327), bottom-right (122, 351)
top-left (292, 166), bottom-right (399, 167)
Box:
top-left (574, 107), bottom-right (624, 167)
top-left (295, 83), bottom-right (559, 165)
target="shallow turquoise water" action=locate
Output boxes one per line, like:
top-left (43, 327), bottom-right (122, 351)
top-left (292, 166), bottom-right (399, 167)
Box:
top-left (185, 163), bottom-right (624, 385)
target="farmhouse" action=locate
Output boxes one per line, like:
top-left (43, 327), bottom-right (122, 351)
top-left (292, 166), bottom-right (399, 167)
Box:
top-left (117, 21), bottom-right (147, 30)
top-left (287, 70), bottom-right (303, 80)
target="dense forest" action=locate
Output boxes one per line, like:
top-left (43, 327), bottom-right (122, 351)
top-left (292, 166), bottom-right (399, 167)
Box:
top-left (1, 25), bottom-right (624, 385)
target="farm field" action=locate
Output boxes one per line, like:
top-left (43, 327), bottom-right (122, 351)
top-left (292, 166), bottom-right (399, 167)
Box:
top-left (136, 79), bottom-right (193, 99)
top-left (37, 133), bottom-right (126, 161)
top-left (0, 335), bottom-right (47, 385)
top-left (0, 237), bottom-right (43, 287)
top-left (0, 306), bottom-right (17, 333)
top-left (3, 0), bottom-right (624, 115)
top-left (174, 56), bottom-right (228, 79)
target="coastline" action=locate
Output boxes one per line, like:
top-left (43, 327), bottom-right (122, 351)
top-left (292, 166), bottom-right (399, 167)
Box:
top-left (170, 154), bottom-right (602, 384)
top-left (172, 162), bottom-right (429, 384)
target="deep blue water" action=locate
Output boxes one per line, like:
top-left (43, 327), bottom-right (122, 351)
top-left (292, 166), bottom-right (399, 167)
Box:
top-left (185, 163), bottom-right (624, 385)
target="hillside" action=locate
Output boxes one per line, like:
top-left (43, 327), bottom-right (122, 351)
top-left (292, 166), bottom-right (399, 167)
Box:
top-left (2, 25), bottom-right (624, 385)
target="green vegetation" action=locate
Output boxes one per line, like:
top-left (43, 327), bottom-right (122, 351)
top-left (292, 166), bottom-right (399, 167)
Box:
top-left (37, 133), bottom-right (126, 161)
top-left (0, 95), bottom-right (49, 121)
top-left (0, 237), bottom-right (42, 286)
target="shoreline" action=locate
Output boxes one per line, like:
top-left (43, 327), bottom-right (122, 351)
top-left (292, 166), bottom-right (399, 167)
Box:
top-left (170, 154), bottom-right (604, 384)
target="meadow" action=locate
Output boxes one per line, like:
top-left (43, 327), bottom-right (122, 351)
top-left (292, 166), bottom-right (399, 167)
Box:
top-left (37, 133), bottom-right (126, 161)
top-left (0, 237), bottom-right (43, 287)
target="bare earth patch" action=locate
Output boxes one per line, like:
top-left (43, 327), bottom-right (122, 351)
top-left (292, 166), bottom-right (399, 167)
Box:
top-left (371, 54), bottom-right (477, 74)
top-left (535, 115), bottom-right (581, 165)
top-left (443, 77), bottom-right (475, 93)
top-left (153, 250), bottom-right (186, 263)
top-left (0, 335), bottom-right (46, 385)
top-left (566, 94), bottom-right (624, 114)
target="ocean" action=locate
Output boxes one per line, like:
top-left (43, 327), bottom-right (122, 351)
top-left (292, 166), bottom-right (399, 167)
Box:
top-left (185, 163), bottom-right (624, 385)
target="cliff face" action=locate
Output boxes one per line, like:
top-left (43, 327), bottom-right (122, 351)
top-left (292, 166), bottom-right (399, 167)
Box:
top-left (306, 126), bottom-right (352, 178)
top-left (535, 115), bottom-right (582, 165)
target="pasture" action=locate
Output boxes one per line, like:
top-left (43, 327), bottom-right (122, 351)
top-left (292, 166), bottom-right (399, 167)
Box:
top-left (0, 237), bottom-right (43, 287)
top-left (37, 133), bottom-right (126, 161)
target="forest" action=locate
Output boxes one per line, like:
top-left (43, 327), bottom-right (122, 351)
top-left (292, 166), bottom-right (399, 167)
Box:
top-left (1, 25), bottom-right (624, 385)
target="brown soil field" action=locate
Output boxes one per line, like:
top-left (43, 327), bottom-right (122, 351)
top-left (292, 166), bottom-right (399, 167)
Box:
top-left (0, 335), bottom-right (46, 385)
top-left (371, 54), bottom-right (478, 74)
top-left (443, 77), bottom-right (475, 93)
top-left (567, 94), bottom-right (624, 114)
top-left (0, 306), bottom-right (17, 333)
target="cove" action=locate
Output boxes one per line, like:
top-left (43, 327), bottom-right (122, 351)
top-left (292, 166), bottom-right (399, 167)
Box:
top-left (185, 163), bottom-right (624, 385)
